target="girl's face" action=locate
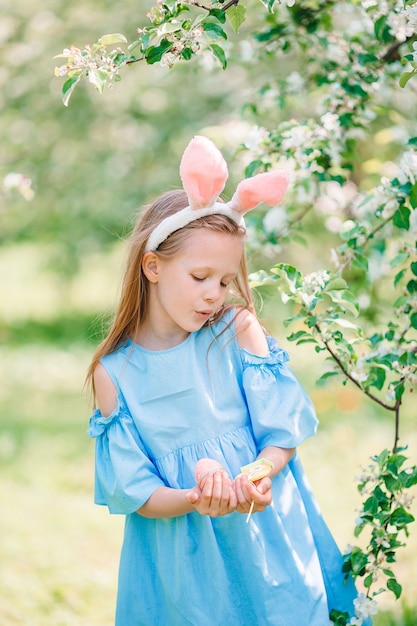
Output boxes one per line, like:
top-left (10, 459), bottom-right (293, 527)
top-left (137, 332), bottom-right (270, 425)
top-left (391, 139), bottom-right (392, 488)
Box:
top-left (145, 228), bottom-right (243, 342)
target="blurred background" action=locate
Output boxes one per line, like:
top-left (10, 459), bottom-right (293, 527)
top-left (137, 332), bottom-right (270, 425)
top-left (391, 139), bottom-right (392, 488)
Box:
top-left (0, 0), bottom-right (416, 624)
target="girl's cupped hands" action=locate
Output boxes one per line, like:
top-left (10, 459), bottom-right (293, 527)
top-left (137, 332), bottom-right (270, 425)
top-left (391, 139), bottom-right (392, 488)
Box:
top-left (186, 471), bottom-right (272, 518)
top-left (186, 470), bottom-right (237, 517)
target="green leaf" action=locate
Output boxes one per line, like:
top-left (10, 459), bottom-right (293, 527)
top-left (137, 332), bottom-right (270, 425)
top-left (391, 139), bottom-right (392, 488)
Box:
top-left (350, 549), bottom-right (368, 575)
top-left (390, 506), bottom-right (415, 526)
top-left (363, 495), bottom-right (378, 515)
top-left (316, 371), bottom-right (340, 386)
top-left (329, 608), bottom-right (350, 625)
top-left (248, 269), bottom-right (275, 287)
top-left (111, 52), bottom-right (128, 65)
top-left (358, 53), bottom-right (378, 65)
top-left (88, 69), bottom-right (107, 93)
top-left (98, 33), bottom-right (128, 46)
top-left (326, 277), bottom-right (347, 291)
top-left (326, 290), bottom-right (359, 317)
top-left (145, 39), bottom-right (173, 64)
top-left (128, 39), bottom-right (144, 54)
top-left (411, 311), bottom-right (417, 329)
top-left (227, 5), bottom-right (247, 33)
top-left (351, 253), bottom-right (368, 271)
top-left (208, 8), bottom-right (226, 23)
top-left (326, 317), bottom-right (359, 330)
top-left (210, 44), bottom-right (227, 69)
top-left (405, 467), bottom-right (417, 487)
top-left (391, 250), bottom-right (409, 267)
top-left (181, 47), bottom-right (193, 60)
top-left (202, 22), bottom-right (227, 40)
top-left (259, 0), bottom-right (275, 12)
top-left (272, 263), bottom-right (303, 289)
top-left (411, 261), bottom-right (417, 276)
top-left (393, 206), bottom-right (411, 230)
top-left (369, 333), bottom-right (383, 346)
top-left (374, 448), bottom-right (390, 467)
top-left (364, 573), bottom-right (373, 588)
top-left (394, 381), bottom-right (405, 400)
top-left (400, 70), bottom-right (417, 88)
top-left (374, 15), bottom-right (392, 42)
top-left (62, 74), bottom-right (81, 107)
top-left (387, 578), bottom-right (402, 599)
top-left (368, 366), bottom-right (386, 390)
top-left (407, 278), bottom-right (417, 293)
top-left (410, 184), bottom-right (417, 208)
top-left (394, 268), bottom-right (406, 287)
top-left (287, 330), bottom-right (314, 342)
top-left (245, 160), bottom-right (264, 177)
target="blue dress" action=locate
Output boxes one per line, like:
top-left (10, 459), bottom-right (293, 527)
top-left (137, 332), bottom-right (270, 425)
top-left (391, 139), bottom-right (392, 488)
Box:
top-left (88, 310), bottom-right (359, 625)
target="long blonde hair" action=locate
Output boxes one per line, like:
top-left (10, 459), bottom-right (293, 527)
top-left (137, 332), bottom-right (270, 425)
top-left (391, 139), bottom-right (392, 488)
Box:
top-left (85, 189), bottom-right (255, 395)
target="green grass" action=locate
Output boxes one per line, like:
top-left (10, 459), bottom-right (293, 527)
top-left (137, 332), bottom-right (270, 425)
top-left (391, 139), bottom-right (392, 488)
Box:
top-left (1, 343), bottom-right (416, 625)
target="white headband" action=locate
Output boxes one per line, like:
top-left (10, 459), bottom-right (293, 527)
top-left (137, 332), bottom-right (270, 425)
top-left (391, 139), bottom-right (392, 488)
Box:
top-left (145, 135), bottom-right (290, 253)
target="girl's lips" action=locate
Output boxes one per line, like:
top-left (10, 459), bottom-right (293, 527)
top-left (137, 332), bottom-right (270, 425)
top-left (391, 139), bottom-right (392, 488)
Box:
top-left (196, 310), bottom-right (212, 321)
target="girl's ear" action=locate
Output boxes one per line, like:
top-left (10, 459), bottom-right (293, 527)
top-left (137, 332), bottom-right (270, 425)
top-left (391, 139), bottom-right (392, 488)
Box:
top-left (142, 252), bottom-right (160, 283)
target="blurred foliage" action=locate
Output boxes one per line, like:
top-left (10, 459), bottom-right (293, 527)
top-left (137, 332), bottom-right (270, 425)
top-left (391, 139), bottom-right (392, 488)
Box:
top-left (0, 0), bottom-right (256, 270)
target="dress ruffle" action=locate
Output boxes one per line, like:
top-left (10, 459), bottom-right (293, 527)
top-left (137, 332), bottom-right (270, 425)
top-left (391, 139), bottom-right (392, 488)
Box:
top-left (240, 336), bottom-right (318, 449)
top-left (88, 397), bottom-right (165, 514)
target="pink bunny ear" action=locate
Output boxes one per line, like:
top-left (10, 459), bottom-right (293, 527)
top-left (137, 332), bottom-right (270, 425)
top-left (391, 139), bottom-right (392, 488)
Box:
top-left (229, 170), bottom-right (290, 215)
top-left (179, 135), bottom-right (229, 209)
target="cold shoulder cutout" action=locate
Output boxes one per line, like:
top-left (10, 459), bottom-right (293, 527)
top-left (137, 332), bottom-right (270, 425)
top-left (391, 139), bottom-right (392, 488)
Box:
top-left (234, 307), bottom-right (269, 356)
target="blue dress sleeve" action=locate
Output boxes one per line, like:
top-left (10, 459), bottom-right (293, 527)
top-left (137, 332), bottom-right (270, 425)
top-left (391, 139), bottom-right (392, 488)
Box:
top-left (88, 397), bottom-right (165, 514)
top-left (240, 336), bottom-right (318, 450)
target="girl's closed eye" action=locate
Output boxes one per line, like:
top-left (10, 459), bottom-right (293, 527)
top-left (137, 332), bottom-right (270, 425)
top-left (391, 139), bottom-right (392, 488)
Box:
top-left (192, 275), bottom-right (229, 288)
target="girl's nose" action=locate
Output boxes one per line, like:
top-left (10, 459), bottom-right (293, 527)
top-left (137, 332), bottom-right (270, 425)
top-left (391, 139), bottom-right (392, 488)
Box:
top-left (204, 285), bottom-right (220, 303)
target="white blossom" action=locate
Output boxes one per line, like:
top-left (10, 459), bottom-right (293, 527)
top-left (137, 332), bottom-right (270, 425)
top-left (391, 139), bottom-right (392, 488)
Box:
top-left (299, 270), bottom-right (330, 306)
top-left (3, 172), bottom-right (34, 201)
top-left (244, 125), bottom-right (269, 154)
top-left (403, 3), bottom-right (417, 31)
top-left (353, 593), bottom-right (378, 619)
top-left (396, 150), bottom-right (417, 185)
top-left (286, 71), bottom-right (304, 93)
top-left (263, 207), bottom-right (288, 233)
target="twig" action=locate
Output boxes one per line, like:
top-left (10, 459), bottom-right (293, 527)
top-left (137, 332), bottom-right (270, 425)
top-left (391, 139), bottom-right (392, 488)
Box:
top-left (313, 318), bottom-right (398, 412)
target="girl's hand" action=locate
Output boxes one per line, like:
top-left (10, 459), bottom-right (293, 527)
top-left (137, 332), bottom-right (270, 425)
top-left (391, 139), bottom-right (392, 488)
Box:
top-left (186, 470), bottom-right (237, 517)
top-left (233, 474), bottom-right (272, 516)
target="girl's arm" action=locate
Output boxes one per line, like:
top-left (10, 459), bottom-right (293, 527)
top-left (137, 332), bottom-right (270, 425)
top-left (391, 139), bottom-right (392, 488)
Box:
top-left (139, 470), bottom-right (237, 519)
top-left (258, 445), bottom-right (296, 479)
top-left (137, 486), bottom-right (196, 518)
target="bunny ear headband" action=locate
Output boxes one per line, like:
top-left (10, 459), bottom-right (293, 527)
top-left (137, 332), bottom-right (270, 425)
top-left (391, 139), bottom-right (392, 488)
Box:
top-left (145, 135), bottom-right (290, 252)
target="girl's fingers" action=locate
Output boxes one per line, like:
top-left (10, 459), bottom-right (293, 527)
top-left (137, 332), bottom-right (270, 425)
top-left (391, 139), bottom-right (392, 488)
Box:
top-left (234, 475), bottom-right (252, 513)
top-left (233, 475), bottom-right (273, 515)
top-left (199, 471), bottom-right (235, 516)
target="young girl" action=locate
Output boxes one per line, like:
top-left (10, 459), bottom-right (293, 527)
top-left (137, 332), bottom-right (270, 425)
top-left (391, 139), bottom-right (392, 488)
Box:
top-left (87, 136), bottom-right (361, 625)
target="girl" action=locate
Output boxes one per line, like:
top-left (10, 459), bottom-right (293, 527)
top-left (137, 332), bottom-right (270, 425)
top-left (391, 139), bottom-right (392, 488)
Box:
top-left (87, 136), bottom-right (360, 625)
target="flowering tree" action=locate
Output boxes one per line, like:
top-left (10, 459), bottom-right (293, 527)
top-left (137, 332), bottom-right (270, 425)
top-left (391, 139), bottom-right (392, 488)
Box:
top-left (55, 1), bottom-right (417, 623)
